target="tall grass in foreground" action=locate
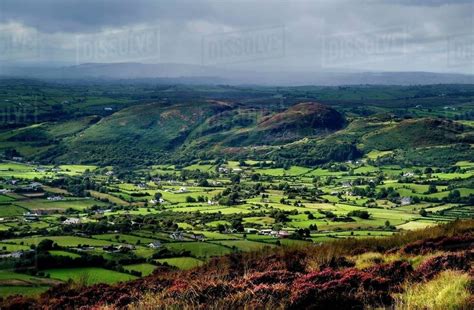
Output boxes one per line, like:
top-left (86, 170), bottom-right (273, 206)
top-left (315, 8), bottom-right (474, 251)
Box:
top-left (395, 270), bottom-right (472, 310)
top-left (244, 219), bottom-right (473, 269)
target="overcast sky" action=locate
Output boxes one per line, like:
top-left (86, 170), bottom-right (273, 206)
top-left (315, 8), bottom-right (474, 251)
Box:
top-left (0, 0), bottom-right (472, 74)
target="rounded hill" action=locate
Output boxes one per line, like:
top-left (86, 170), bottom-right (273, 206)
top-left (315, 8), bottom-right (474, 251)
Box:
top-left (258, 102), bottom-right (345, 132)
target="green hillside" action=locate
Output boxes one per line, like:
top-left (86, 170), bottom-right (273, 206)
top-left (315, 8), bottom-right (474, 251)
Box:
top-left (55, 101), bottom-right (231, 165)
top-left (0, 81), bottom-right (473, 167)
top-left (362, 118), bottom-right (471, 151)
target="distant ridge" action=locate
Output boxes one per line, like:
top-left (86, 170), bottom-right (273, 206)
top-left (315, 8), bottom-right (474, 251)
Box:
top-left (1, 62), bottom-right (473, 86)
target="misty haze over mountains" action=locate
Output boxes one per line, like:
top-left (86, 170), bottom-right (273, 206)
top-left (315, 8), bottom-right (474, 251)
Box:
top-left (1, 62), bottom-right (473, 86)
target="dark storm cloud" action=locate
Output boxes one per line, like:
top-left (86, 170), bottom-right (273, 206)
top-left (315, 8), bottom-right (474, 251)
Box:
top-left (0, 0), bottom-right (216, 33)
top-left (0, 0), bottom-right (472, 74)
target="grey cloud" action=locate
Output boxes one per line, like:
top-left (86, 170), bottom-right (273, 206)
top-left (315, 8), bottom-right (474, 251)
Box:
top-left (0, 0), bottom-right (214, 33)
top-left (0, 0), bottom-right (472, 74)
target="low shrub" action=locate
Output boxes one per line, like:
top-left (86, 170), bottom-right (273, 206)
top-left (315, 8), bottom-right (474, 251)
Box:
top-left (415, 250), bottom-right (473, 280)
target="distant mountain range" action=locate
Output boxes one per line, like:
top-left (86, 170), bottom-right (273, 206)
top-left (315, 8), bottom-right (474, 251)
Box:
top-left (1, 62), bottom-right (473, 86)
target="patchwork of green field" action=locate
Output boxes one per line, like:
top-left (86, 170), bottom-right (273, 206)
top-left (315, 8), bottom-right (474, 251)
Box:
top-left (213, 240), bottom-right (275, 251)
top-left (258, 166), bottom-right (313, 177)
top-left (278, 239), bottom-right (313, 246)
top-left (58, 165), bottom-right (97, 174)
top-left (42, 186), bottom-right (70, 195)
top-left (0, 163), bottom-right (97, 179)
top-left (0, 195), bottom-right (14, 203)
top-left (44, 267), bottom-right (137, 285)
top-left (123, 263), bottom-right (157, 276)
top-left (0, 243), bottom-right (31, 251)
top-left (0, 204), bottom-right (26, 217)
top-left (441, 205), bottom-right (474, 219)
top-left (455, 161), bottom-right (474, 168)
top-left (166, 204), bottom-right (253, 214)
top-left (164, 242), bottom-right (232, 258)
top-left (15, 198), bottom-right (107, 211)
top-left (366, 150), bottom-right (393, 160)
top-left (88, 190), bottom-right (130, 206)
top-left (243, 216), bottom-right (275, 226)
top-left (160, 188), bottom-right (223, 204)
top-left (177, 222), bottom-right (194, 229)
top-left (157, 257), bottom-right (204, 270)
top-left (0, 286), bottom-right (50, 298)
top-left (0, 156), bottom-right (471, 296)
top-left (396, 221), bottom-right (437, 230)
top-left (304, 168), bottom-right (345, 177)
top-left (193, 231), bottom-right (239, 240)
top-left (92, 234), bottom-right (157, 245)
top-left (353, 166), bottom-right (380, 174)
top-left (0, 269), bottom-right (59, 297)
top-left (205, 220), bottom-right (231, 228)
top-left (49, 250), bottom-right (82, 258)
top-left (0, 224), bottom-right (13, 231)
top-left (5, 236), bottom-right (121, 247)
top-left (183, 164), bottom-right (215, 171)
top-left (0, 270), bottom-right (46, 283)
top-left (432, 172), bottom-right (473, 180)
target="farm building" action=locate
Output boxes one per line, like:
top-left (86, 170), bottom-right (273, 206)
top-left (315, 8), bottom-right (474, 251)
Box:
top-left (148, 241), bottom-right (162, 249)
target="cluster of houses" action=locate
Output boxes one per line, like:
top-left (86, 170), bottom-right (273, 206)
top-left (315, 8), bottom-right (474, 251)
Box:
top-left (137, 183), bottom-right (148, 189)
top-left (103, 244), bottom-right (135, 253)
top-left (34, 166), bottom-right (61, 173)
top-left (62, 218), bottom-right (81, 225)
top-left (149, 198), bottom-right (165, 205)
top-left (74, 241), bottom-right (163, 252)
top-left (11, 181), bottom-right (44, 193)
top-left (169, 231), bottom-right (184, 240)
top-left (168, 231), bottom-right (206, 242)
top-left (23, 212), bottom-right (40, 221)
top-left (94, 208), bottom-right (113, 215)
top-left (47, 195), bottom-right (64, 201)
top-left (22, 214), bottom-right (83, 225)
top-left (0, 250), bottom-right (33, 259)
top-left (244, 228), bottom-right (291, 238)
top-left (148, 241), bottom-right (162, 248)
top-left (152, 178), bottom-right (184, 186)
top-left (400, 197), bottom-right (413, 206)
top-left (218, 167), bottom-right (243, 174)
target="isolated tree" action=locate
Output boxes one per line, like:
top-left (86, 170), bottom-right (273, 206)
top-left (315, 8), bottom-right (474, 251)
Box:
top-left (427, 184), bottom-right (437, 194)
top-left (230, 174), bottom-right (240, 184)
top-left (186, 196), bottom-right (196, 203)
top-left (37, 239), bottom-right (54, 252)
top-left (217, 224), bottom-right (226, 233)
